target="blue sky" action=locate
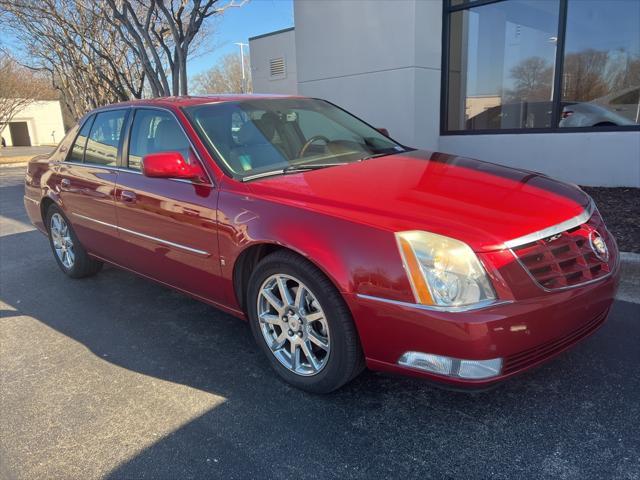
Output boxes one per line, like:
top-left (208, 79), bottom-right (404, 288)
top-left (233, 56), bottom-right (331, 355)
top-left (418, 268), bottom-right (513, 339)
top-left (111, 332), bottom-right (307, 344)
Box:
top-left (0, 0), bottom-right (293, 80)
top-left (188, 0), bottom-right (294, 77)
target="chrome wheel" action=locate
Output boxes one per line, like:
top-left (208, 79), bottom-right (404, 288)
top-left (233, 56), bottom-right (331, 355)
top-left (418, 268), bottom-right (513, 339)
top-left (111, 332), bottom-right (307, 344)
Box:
top-left (50, 213), bottom-right (75, 269)
top-left (257, 274), bottom-right (330, 376)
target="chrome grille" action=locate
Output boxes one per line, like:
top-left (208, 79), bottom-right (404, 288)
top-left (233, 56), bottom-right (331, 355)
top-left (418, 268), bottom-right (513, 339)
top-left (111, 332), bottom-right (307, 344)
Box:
top-left (512, 211), bottom-right (613, 290)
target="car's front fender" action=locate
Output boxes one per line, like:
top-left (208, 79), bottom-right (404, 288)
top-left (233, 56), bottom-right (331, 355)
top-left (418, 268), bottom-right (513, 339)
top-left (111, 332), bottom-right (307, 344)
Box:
top-left (216, 186), bottom-right (414, 312)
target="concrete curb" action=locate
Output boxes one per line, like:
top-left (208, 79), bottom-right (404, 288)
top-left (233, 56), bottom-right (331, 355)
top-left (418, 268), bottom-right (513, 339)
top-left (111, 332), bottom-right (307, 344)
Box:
top-left (620, 251), bottom-right (640, 264)
top-left (618, 252), bottom-right (640, 304)
top-left (620, 252), bottom-right (640, 281)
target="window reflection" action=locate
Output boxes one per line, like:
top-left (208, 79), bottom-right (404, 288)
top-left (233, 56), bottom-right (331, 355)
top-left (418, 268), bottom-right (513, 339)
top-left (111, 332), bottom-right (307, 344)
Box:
top-left (84, 110), bottom-right (126, 166)
top-left (447, 0), bottom-right (560, 131)
top-left (445, 0), bottom-right (640, 131)
top-left (559, 0), bottom-right (640, 127)
top-left (128, 109), bottom-right (191, 170)
top-left (67, 117), bottom-right (93, 163)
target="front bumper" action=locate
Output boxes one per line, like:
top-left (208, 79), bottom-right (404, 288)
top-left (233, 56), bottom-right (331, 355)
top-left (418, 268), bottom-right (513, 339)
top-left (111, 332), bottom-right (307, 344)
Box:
top-left (345, 261), bottom-right (620, 388)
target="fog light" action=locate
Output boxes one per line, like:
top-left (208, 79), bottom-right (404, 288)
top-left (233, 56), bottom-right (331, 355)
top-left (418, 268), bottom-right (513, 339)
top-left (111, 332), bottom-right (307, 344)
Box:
top-left (457, 358), bottom-right (502, 379)
top-left (398, 352), bottom-right (453, 376)
top-left (398, 351), bottom-right (502, 379)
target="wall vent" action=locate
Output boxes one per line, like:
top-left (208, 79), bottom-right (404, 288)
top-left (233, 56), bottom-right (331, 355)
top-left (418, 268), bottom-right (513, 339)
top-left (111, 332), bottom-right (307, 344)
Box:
top-left (269, 57), bottom-right (286, 78)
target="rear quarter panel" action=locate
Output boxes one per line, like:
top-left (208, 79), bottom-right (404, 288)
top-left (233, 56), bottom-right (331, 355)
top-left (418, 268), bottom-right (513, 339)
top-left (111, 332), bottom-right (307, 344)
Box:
top-left (24, 124), bottom-right (79, 232)
top-left (24, 158), bottom-right (60, 233)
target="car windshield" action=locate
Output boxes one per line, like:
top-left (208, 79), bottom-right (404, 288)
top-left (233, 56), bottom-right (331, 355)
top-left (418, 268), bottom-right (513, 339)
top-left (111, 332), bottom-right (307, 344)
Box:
top-left (183, 98), bottom-right (407, 179)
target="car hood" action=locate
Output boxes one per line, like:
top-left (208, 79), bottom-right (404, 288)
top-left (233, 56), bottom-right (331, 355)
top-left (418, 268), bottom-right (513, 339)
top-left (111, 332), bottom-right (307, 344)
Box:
top-left (245, 150), bottom-right (591, 252)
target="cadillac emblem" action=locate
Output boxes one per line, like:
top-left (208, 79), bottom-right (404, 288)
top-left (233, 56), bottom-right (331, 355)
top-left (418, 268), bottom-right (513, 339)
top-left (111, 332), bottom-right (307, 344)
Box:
top-left (589, 230), bottom-right (609, 262)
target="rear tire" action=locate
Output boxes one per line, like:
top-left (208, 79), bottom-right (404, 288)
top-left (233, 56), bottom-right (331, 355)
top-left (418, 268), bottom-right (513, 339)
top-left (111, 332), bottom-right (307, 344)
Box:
top-left (247, 250), bottom-right (365, 393)
top-left (46, 204), bottom-right (102, 279)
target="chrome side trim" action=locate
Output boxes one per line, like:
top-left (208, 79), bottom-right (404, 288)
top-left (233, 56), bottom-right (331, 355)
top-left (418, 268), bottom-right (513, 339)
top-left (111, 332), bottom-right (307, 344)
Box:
top-left (58, 161), bottom-right (214, 187)
top-left (117, 225), bottom-right (211, 256)
top-left (60, 161), bottom-right (122, 172)
top-left (24, 196), bottom-right (40, 206)
top-left (503, 201), bottom-right (594, 249)
top-left (71, 213), bottom-right (117, 229)
top-left (356, 294), bottom-right (513, 313)
top-left (71, 213), bottom-right (210, 257)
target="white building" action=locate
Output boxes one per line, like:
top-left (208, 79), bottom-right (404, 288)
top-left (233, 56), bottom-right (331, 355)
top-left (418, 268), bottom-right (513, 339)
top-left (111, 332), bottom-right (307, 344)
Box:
top-left (249, 27), bottom-right (298, 95)
top-left (249, 0), bottom-right (640, 187)
top-left (1, 100), bottom-right (65, 147)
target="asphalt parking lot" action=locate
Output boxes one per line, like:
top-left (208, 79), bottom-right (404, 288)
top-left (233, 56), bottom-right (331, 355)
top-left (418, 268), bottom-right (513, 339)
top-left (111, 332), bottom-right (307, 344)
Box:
top-left (1, 165), bottom-right (639, 480)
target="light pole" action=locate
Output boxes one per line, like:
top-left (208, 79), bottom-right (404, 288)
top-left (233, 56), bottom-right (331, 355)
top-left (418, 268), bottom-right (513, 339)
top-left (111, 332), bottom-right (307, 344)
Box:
top-left (234, 42), bottom-right (249, 93)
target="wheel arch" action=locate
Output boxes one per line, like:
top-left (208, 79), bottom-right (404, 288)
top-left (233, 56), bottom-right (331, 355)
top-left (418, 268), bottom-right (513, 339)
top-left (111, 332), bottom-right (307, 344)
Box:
top-left (40, 196), bottom-right (58, 228)
top-left (232, 241), bottom-right (349, 315)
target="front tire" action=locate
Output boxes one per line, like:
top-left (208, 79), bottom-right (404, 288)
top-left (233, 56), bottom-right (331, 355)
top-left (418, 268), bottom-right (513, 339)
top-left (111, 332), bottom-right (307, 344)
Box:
top-left (46, 204), bottom-right (102, 278)
top-left (247, 250), bottom-right (364, 393)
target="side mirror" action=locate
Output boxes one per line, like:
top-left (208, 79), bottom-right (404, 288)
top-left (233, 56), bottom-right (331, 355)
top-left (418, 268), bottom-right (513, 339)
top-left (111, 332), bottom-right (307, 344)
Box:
top-left (376, 127), bottom-right (390, 137)
top-left (142, 151), bottom-right (205, 181)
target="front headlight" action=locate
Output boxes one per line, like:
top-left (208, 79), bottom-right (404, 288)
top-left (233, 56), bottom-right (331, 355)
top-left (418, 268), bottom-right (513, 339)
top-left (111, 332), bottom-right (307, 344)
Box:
top-left (395, 231), bottom-right (496, 309)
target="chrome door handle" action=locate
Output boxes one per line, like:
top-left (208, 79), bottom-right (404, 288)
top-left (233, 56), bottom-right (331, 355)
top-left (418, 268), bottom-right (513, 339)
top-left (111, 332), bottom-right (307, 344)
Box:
top-left (60, 178), bottom-right (71, 190)
top-left (120, 190), bottom-right (137, 203)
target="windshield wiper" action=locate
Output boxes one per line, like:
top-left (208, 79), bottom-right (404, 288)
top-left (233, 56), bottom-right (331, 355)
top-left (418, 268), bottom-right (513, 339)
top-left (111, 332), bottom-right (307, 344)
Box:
top-left (283, 162), bottom-right (351, 172)
top-left (241, 162), bottom-right (350, 182)
top-left (359, 153), bottom-right (388, 161)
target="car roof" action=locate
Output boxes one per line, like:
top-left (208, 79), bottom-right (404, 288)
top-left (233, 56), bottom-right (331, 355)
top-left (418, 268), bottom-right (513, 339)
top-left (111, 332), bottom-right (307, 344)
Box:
top-left (97, 94), bottom-right (302, 110)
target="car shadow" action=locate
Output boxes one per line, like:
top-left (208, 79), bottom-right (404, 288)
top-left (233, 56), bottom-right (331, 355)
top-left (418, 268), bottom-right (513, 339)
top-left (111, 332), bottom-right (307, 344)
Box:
top-left (2, 226), bottom-right (639, 479)
top-left (0, 182), bottom-right (33, 226)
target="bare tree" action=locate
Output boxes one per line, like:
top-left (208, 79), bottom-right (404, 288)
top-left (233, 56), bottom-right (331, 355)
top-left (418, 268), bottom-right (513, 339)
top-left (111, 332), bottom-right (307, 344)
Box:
top-left (191, 52), bottom-right (251, 94)
top-left (1, 0), bottom-right (148, 120)
top-left (104, 0), bottom-right (248, 96)
top-left (0, 0), bottom-right (248, 122)
top-left (506, 56), bottom-right (553, 102)
top-left (562, 49), bottom-right (609, 101)
top-left (606, 51), bottom-right (640, 93)
top-left (0, 56), bottom-right (57, 128)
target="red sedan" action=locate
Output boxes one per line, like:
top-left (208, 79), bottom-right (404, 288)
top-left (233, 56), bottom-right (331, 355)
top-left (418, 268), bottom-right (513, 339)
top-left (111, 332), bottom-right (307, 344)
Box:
top-left (24, 96), bottom-right (620, 393)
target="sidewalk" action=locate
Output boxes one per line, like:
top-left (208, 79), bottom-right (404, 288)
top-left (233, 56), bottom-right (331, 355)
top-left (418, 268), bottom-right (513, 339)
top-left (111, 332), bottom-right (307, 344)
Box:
top-left (0, 146), bottom-right (55, 164)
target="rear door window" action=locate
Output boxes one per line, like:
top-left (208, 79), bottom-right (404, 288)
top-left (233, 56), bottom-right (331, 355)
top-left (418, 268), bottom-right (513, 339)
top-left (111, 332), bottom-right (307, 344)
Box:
top-left (84, 110), bottom-right (127, 166)
top-left (67, 116), bottom-right (94, 163)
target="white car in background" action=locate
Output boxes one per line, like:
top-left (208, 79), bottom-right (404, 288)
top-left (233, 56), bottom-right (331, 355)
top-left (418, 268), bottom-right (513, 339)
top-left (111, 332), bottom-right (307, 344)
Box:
top-left (560, 102), bottom-right (636, 127)
top-left (561, 86), bottom-right (640, 127)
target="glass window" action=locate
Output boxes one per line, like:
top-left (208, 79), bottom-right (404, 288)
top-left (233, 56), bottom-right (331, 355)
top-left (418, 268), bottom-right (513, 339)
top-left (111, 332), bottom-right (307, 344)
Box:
top-left (67, 116), bottom-right (94, 163)
top-left (559, 0), bottom-right (640, 127)
top-left (443, 0), bottom-right (640, 133)
top-left (128, 109), bottom-right (191, 170)
top-left (446, 0), bottom-right (560, 131)
top-left (185, 98), bottom-right (404, 177)
top-left (297, 110), bottom-right (361, 144)
top-left (84, 110), bottom-right (126, 166)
